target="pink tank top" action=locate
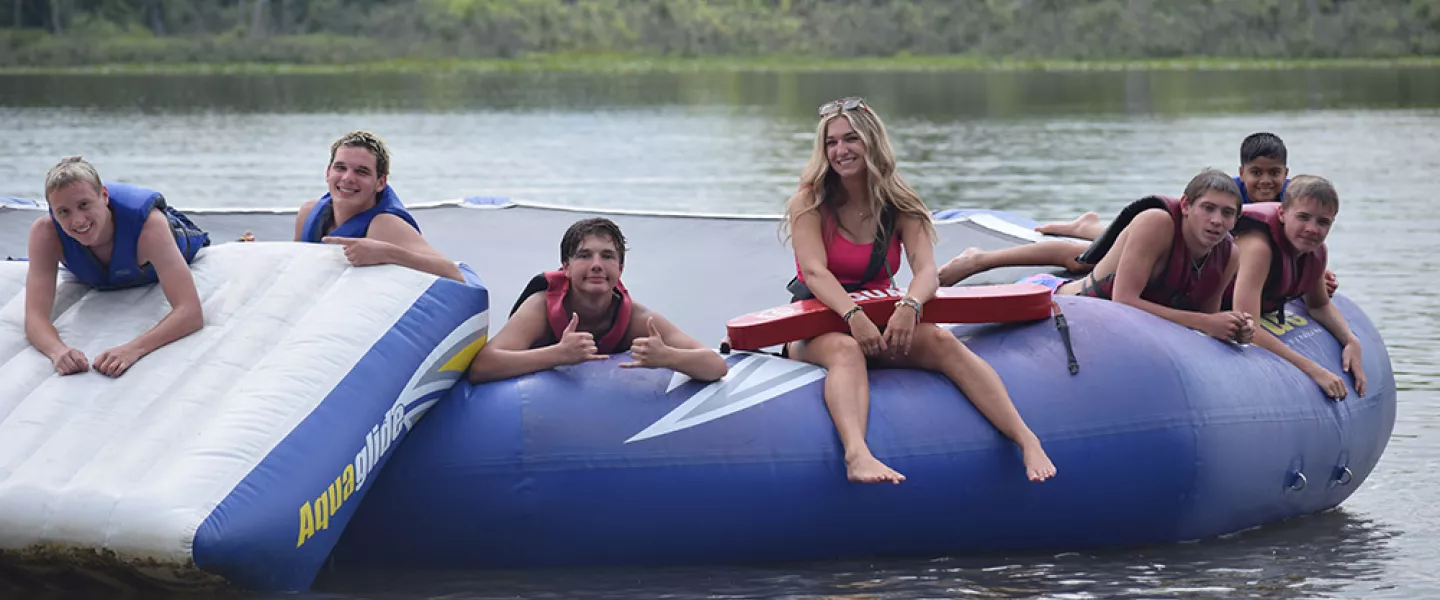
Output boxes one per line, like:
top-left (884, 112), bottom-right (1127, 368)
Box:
top-left (796, 218), bottom-right (903, 291)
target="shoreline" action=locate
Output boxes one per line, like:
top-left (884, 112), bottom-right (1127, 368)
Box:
top-left (4, 55), bottom-right (1440, 76)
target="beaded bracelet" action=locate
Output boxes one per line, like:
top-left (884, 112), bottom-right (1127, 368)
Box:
top-left (895, 296), bottom-right (922, 321)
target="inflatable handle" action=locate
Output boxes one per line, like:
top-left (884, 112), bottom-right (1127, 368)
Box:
top-left (1050, 300), bottom-right (1079, 375)
top-left (725, 284), bottom-right (1053, 352)
top-left (1288, 471), bottom-right (1308, 491)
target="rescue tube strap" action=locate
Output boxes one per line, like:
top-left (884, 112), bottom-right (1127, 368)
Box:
top-left (1051, 300), bottom-right (1080, 375)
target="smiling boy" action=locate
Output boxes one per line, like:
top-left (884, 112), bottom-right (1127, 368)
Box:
top-left (467, 218), bottom-right (728, 384)
top-left (293, 130), bottom-right (462, 282)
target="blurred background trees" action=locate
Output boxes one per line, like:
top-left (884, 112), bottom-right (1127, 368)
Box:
top-left (4, 0), bottom-right (1439, 65)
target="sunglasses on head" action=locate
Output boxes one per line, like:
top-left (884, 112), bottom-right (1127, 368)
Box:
top-left (818, 97), bottom-right (870, 117)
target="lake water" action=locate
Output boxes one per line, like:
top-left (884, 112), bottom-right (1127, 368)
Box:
top-left (1, 67), bottom-right (1438, 599)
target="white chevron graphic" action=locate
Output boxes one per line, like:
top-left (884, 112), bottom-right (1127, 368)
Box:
top-left (627, 353), bottom-right (827, 443)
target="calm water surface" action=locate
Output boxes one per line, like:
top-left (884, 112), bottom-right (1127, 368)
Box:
top-left (1, 68), bottom-right (1437, 599)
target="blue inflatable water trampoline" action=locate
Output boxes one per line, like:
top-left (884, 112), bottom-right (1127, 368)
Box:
top-left (328, 202), bottom-right (1395, 572)
top-left (326, 294), bottom-right (1392, 570)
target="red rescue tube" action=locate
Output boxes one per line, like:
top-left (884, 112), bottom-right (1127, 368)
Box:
top-left (725, 283), bottom-right (1053, 351)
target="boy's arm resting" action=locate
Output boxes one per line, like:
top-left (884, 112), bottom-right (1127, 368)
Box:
top-left (1303, 265), bottom-right (1366, 396)
top-left (293, 200), bottom-right (315, 242)
top-left (633, 307), bottom-right (728, 382)
top-left (23, 217), bottom-right (72, 360)
top-left (1202, 243), bottom-right (1241, 314)
top-left (1229, 236), bottom-right (1274, 324)
top-left (367, 215), bottom-right (464, 282)
top-left (1232, 234), bottom-right (1346, 396)
top-left (122, 210), bottom-right (206, 358)
top-left (467, 294), bottom-right (567, 384)
top-left (1304, 278), bottom-right (1357, 345)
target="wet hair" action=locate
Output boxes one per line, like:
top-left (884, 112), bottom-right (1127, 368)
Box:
top-left (1281, 174), bottom-right (1340, 212)
top-left (782, 99), bottom-right (935, 246)
top-left (1240, 132), bottom-right (1287, 166)
top-left (561, 217), bottom-right (628, 266)
top-left (329, 130), bottom-right (391, 179)
top-left (43, 155), bottom-right (103, 201)
top-left (1183, 168), bottom-right (1243, 209)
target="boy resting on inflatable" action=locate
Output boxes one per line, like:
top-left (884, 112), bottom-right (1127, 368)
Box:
top-left (293, 130), bottom-right (462, 282)
top-left (25, 156), bottom-right (209, 377)
top-left (1228, 175), bottom-right (1366, 400)
top-left (467, 218), bottom-right (728, 383)
top-left (1031, 132), bottom-right (1338, 295)
top-left (941, 169), bottom-right (1255, 344)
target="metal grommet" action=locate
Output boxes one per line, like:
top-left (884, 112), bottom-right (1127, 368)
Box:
top-left (1336, 466), bottom-right (1354, 486)
top-left (1290, 471), bottom-right (1308, 491)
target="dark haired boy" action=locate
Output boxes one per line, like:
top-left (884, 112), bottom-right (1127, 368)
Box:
top-left (1235, 132), bottom-right (1290, 204)
top-left (467, 217), bottom-right (728, 383)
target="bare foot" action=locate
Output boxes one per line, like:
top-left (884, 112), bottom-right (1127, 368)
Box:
top-left (1035, 212), bottom-right (1099, 239)
top-left (846, 452), bottom-right (906, 484)
top-left (1021, 442), bottom-right (1056, 482)
top-left (939, 247), bottom-right (989, 286)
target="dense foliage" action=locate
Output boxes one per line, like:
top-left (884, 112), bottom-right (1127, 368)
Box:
top-left (5, 0), bottom-right (1440, 66)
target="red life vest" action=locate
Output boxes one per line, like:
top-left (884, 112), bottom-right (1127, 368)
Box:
top-left (536, 270), bottom-right (634, 354)
top-left (1078, 196), bottom-right (1235, 311)
top-left (1228, 202), bottom-right (1328, 315)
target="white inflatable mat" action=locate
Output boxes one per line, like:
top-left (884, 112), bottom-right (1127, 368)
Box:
top-left (0, 242), bottom-right (488, 591)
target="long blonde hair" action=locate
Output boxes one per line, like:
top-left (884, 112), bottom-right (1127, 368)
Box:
top-left (782, 105), bottom-right (935, 246)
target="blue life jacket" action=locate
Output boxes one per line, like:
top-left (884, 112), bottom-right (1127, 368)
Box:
top-left (1234, 176), bottom-right (1291, 205)
top-left (52, 182), bottom-right (209, 290)
top-left (299, 186), bottom-right (420, 243)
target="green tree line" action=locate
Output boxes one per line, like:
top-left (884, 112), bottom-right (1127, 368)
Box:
top-left (4, 0), bottom-right (1440, 66)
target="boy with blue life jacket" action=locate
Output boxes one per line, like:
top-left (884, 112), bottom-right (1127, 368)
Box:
top-left (940, 169), bottom-right (1256, 344)
top-left (1233, 132), bottom-right (1290, 204)
top-left (1227, 175), bottom-right (1366, 400)
top-left (24, 156), bottom-right (210, 377)
top-left (466, 217), bottom-right (727, 384)
top-left (293, 130), bottom-right (462, 282)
